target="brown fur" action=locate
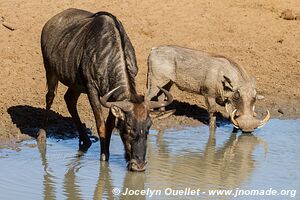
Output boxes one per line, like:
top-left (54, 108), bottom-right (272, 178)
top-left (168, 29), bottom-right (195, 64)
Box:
top-left (133, 103), bottom-right (149, 122)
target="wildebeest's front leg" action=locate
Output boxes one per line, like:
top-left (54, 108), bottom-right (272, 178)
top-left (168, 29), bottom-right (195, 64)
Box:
top-left (87, 88), bottom-right (107, 161)
top-left (104, 110), bottom-right (116, 160)
top-left (64, 88), bottom-right (91, 151)
top-left (205, 96), bottom-right (217, 135)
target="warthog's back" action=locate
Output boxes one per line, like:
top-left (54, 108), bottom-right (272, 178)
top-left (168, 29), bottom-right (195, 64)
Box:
top-left (149, 45), bottom-right (249, 94)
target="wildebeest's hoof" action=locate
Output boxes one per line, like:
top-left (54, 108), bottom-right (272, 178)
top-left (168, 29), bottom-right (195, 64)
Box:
top-left (100, 153), bottom-right (106, 161)
top-left (37, 129), bottom-right (46, 144)
top-left (79, 138), bottom-right (92, 152)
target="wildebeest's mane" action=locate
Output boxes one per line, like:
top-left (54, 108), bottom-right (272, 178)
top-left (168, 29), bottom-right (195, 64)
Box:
top-left (89, 11), bottom-right (139, 102)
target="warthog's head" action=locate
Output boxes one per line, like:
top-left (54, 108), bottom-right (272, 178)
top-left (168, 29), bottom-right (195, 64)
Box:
top-left (222, 76), bottom-right (270, 132)
top-left (100, 86), bottom-right (173, 171)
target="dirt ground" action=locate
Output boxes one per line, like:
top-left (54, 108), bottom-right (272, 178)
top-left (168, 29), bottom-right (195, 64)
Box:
top-left (1, 0), bottom-right (300, 145)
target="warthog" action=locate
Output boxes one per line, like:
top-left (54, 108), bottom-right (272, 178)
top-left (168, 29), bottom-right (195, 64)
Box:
top-left (37, 9), bottom-right (172, 171)
top-left (147, 45), bottom-right (270, 132)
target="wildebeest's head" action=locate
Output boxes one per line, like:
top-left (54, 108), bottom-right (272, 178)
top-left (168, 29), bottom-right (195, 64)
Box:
top-left (222, 76), bottom-right (270, 132)
top-left (100, 86), bottom-right (173, 171)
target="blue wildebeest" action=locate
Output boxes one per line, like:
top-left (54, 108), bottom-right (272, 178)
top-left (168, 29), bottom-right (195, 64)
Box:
top-left (147, 45), bottom-right (270, 133)
top-left (37, 9), bottom-right (172, 171)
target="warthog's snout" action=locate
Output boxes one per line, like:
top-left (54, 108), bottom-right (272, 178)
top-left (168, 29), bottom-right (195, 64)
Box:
top-left (236, 115), bottom-right (260, 132)
top-left (128, 159), bottom-right (147, 172)
top-left (231, 110), bottom-right (270, 132)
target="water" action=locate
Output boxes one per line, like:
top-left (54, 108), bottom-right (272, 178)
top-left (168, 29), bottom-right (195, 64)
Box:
top-left (0, 119), bottom-right (299, 200)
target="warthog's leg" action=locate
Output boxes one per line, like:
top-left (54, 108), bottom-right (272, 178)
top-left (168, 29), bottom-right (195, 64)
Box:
top-left (205, 96), bottom-right (217, 135)
top-left (104, 110), bottom-right (116, 161)
top-left (64, 88), bottom-right (91, 151)
top-left (37, 72), bottom-right (58, 144)
top-left (87, 87), bottom-right (107, 161)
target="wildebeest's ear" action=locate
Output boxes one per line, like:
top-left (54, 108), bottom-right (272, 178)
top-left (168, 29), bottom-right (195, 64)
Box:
top-left (111, 105), bottom-right (125, 120)
top-left (222, 75), bottom-right (234, 91)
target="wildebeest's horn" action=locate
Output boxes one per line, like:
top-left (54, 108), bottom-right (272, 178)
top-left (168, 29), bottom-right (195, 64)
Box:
top-left (149, 86), bottom-right (173, 109)
top-left (100, 86), bottom-right (133, 111)
top-left (230, 109), bottom-right (239, 129)
top-left (257, 110), bottom-right (270, 129)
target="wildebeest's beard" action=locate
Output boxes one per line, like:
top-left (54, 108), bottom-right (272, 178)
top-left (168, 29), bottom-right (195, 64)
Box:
top-left (117, 112), bottom-right (151, 172)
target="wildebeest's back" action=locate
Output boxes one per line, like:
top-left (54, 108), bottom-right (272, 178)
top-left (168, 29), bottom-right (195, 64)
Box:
top-left (41, 8), bottom-right (138, 99)
top-left (41, 9), bottom-right (92, 91)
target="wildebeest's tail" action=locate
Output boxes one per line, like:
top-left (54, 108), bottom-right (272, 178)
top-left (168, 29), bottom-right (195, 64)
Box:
top-left (91, 11), bottom-right (138, 97)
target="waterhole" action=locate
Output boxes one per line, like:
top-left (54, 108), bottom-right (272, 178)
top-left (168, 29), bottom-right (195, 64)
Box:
top-left (0, 119), bottom-right (299, 199)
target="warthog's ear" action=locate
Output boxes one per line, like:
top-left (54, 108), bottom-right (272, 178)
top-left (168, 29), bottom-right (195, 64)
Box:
top-left (111, 105), bottom-right (125, 120)
top-left (222, 75), bottom-right (234, 92)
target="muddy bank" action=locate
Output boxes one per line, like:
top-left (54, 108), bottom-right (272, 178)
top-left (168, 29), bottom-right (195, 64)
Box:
top-left (1, 95), bottom-right (299, 148)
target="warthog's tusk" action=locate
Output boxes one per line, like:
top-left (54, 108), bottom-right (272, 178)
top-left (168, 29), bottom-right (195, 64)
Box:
top-left (257, 110), bottom-right (270, 129)
top-left (230, 109), bottom-right (239, 129)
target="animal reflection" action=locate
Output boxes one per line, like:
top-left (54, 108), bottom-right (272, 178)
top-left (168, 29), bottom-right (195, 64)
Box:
top-left (147, 131), bottom-right (267, 194)
top-left (38, 148), bottom-right (146, 200)
top-left (37, 131), bottom-right (267, 199)
top-left (38, 144), bottom-right (56, 200)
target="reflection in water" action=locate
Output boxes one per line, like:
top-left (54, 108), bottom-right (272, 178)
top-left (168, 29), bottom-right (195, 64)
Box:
top-left (120, 172), bottom-right (146, 200)
top-left (5, 120), bottom-right (300, 200)
top-left (39, 148), bottom-right (113, 200)
top-left (147, 130), bottom-right (264, 199)
top-left (63, 152), bottom-right (84, 200)
top-left (37, 129), bottom-right (263, 200)
top-left (38, 144), bottom-right (146, 200)
top-left (38, 144), bottom-right (56, 200)
top-left (93, 162), bottom-right (114, 200)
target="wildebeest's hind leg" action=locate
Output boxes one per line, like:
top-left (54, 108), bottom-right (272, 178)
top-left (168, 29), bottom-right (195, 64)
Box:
top-left (205, 96), bottom-right (217, 135)
top-left (64, 88), bottom-right (92, 151)
top-left (86, 88), bottom-right (107, 161)
top-left (37, 72), bottom-right (58, 144)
